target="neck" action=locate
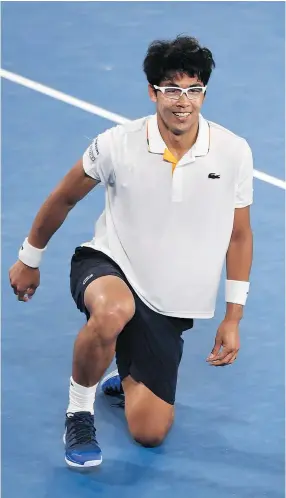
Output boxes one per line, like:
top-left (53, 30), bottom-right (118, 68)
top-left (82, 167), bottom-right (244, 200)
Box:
top-left (157, 114), bottom-right (199, 161)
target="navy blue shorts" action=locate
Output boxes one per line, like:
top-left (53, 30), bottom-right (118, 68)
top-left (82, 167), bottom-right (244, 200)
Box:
top-left (70, 247), bottom-right (194, 405)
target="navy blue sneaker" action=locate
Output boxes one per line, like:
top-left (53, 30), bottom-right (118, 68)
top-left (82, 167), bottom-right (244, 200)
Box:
top-left (101, 369), bottom-right (123, 396)
top-left (64, 411), bottom-right (102, 467)
top-left (101, 370), bottom-right (125, 407)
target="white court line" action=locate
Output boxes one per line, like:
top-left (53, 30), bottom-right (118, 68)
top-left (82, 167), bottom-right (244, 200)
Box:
top-left (0, 69), bottom-right (129, 124)
top-left (1, 68), bottom-right (285, 190)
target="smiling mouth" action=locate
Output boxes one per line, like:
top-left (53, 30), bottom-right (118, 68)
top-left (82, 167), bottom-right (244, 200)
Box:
top-left (172, 112), bottom-right (192, 118)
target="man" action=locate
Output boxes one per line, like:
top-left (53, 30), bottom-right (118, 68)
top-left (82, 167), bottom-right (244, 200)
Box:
top-left (9, 36), bottom-right (253, 468)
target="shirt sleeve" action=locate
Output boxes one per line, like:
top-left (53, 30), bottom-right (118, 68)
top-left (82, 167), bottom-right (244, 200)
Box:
top-left (82, 129), bottom-right (113, 185)
top-left (235, 140), bottom-right (254, 208)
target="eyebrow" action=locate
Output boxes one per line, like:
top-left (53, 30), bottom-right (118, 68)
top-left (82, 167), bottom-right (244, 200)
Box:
top-left (162, 82), bottom-right (204, 87)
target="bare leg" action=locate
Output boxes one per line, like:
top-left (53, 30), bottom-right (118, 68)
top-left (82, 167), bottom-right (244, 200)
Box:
top-left (122, 376), bottom-right (174, 447)
top-left (72, 276), bottom-right (135, 387)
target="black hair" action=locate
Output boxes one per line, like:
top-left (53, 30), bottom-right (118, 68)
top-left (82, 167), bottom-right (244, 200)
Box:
top-left (143, 35), bottom-right (215, 86)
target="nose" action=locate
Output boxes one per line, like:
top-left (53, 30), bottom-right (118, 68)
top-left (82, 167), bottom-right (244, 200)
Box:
top-left (176, 97), bottom-right (192, 110)
top-left (179, 93), bottom-right (189, 103)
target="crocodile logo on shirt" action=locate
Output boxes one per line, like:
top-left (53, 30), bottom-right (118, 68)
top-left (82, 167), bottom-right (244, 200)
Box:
top-left (208, 173), bottom-right (220, 179)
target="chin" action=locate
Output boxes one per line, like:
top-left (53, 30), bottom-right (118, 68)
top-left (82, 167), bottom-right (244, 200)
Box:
top-left (170, 124), bottom-right (192, 136)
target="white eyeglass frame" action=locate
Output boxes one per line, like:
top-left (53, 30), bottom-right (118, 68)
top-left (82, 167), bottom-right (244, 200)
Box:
top-left (153, 84), bottom-right (207, 100)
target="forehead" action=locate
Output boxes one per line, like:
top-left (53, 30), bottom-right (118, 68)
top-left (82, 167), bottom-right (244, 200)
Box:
top-left (162, 72), bottom-right (203, 87)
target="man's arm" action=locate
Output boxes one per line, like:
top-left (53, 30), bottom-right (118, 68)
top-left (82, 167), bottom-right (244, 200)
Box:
top-left (9, 159), bottom-right (99, 301)
top-left (28, 159), bottom-right (99, 249)
top-left (225, 205), bottom-right (253, 322)
top-left (207, 205), bottom-right (253, 366)
top-left (10, 126), bottom-right (114, 300)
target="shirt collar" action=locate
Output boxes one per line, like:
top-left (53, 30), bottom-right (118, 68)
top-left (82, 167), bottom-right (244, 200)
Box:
top-left (147, 113), bottom-right (210, 158)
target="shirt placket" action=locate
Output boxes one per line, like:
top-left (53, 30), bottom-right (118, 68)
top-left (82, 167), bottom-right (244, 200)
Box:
top-left (163, 149), bottom-right (181, 202)
top-left (171, 167), bottom-right (183, 202)
top-left (163, 149), bottom-right (195, 203)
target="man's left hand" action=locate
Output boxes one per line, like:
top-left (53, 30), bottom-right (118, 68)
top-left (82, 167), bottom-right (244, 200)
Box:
top-left (206, 319), bottom-right (240, 366)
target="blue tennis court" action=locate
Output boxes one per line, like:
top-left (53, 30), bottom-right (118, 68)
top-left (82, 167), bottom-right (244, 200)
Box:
top-left (1, 2), bottom-right (285, 498)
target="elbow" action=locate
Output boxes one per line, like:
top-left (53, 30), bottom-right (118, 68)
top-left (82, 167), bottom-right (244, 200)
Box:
top-left (65, 198), bottom-right (77, 210)
top-left (49, 190), bottom-right (77, 211)
top-left (230, 227), bottom-right (253, 244)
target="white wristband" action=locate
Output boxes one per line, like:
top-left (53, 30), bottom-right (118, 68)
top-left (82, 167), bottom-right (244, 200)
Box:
top-left (18, 238), bottom-right (47, 268)
top-left (225, 280), bottom-right (250, 306)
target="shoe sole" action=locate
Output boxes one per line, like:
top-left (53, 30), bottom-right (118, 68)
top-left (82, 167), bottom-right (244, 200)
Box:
top-left (63, 433), bottom-right (102, 468)
top-left (65, 456), bottom-right (103, 468)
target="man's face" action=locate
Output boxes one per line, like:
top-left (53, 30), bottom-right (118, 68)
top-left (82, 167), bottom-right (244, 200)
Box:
top-left (148, 73), bottom-right (205, 135)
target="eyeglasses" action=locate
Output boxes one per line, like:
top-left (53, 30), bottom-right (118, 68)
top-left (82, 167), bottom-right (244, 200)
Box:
top-left (153, 85), bottom-right (207, 101)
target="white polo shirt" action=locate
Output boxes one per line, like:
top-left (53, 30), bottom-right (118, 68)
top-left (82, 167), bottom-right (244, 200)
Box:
top-left (82, 114), bottom-right (253, 318)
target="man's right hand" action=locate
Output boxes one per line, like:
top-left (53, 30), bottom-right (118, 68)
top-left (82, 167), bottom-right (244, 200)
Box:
top-left (9, 261), bottom-right (40, 302)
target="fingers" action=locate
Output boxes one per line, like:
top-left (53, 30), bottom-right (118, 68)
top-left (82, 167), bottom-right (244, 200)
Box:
top-left (17, 290), bottom-right (29, 302)
top-left (209, 349), bottom-right (239, 366)
top-left (17, 294), bottom-right (28, 302)
top-left (228, 353), bottom-right (238, 365)
top-left (13, 287), bottom-right (36, 302)
top-left (9, 263), bottom-right (40, 302)
top-left (206, 339), bottom-right (221, 362)
top-left (26, 287), bottom-right (36, 298)
top-left (11, 285), bottom-right (19, 296)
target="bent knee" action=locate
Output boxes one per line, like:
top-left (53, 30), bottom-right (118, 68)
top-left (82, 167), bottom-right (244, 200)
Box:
top-left (86, 312), bottom-right (126, 345)
top-left (129, 417), bottom-right (173, 448)
top-left (86, 298), bottom-right (135, 340)
top-left (84, 278), bottom-right (135, 322)
top-left (97, 300), bottom-right (134, 330)
top-left (126, 389), bottom-right (174, 448)
top-left (132, 430), bottom-right (167, 448)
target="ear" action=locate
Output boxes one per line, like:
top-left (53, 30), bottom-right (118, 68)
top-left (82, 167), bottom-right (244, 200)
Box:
top-left (148, 84), bottom-right (157, 103)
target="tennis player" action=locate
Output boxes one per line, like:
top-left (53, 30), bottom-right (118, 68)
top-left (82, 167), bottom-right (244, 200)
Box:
top-left (9, 36), bottom-right (253, 468)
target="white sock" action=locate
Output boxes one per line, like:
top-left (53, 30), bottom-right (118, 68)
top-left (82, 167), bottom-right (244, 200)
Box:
top-left (66, 377), bottom-right (98, 415)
